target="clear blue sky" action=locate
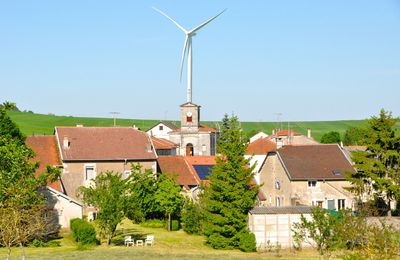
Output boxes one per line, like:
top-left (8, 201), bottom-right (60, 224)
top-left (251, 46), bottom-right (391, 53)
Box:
top-left (1, 1), bottom-right (399, 122)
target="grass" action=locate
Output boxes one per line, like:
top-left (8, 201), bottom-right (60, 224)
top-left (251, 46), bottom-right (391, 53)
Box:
top-left (0, 220), bottom-right (319, 259)
top-left (8, 110), bottom-right (391, 142)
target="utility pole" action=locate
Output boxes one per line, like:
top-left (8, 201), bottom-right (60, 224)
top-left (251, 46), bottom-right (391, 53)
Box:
top-left (110, 112), bottom-right (120, 127)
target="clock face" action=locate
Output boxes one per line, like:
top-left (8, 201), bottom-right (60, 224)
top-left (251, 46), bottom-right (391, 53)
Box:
top-left (186, 111), bottom-right (193, 117)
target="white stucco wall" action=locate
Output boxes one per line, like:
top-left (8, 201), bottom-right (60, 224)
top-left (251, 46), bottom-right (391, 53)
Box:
top-left (43, 188), bottom-right (83, 228)
top-left (146, 123), bottom-right (175, 139)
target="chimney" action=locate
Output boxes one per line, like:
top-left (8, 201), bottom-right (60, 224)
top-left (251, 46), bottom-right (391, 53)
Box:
top-left (146, 140), bottom-right (152, 153)
top-left (307, 128), bottom-right (312, 138)
top-left (63, 136), bottom-right (69, 149)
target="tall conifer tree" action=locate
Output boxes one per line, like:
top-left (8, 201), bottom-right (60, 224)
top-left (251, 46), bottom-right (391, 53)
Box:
top-left (347, 109), bottom-right (400, 214)
top-left (202, 114), bottom-right (258, 251)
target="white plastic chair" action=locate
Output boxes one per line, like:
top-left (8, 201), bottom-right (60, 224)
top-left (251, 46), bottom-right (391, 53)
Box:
top-left (145, 235), bottom-right (154, 246)
top-left (124, 236), bottom-right (134, 247)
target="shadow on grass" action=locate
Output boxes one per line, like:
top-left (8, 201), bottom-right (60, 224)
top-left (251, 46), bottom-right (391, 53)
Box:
top-left (112, 227), bottom-right (151, 246)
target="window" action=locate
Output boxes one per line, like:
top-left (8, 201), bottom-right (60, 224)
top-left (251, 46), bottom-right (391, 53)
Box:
top-left (187, 115), bottom-right (192, 123)
top-left (327, 199), bottom-right (335, 210)
top-left (202, 144), bottom-right (206, 152)
top-left (85, 166), bottom-right (96, 181)
top-left (159, 125), bottom-right (163, 131)
top-left (276, 197), bottom-right (281, 207)
top-left (308, 180), bottom-right (317, 187)
top-left (275, 181), bottom-right (281, 190)
top-left (338, 199), bottom-right (346, 210)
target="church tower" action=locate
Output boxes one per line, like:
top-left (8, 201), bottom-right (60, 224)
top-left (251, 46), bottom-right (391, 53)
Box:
top-left (180, 102), bottom-right (200, 132)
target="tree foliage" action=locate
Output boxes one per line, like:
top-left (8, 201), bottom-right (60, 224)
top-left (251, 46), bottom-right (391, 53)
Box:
top-left (292, 207), bottom-right (341, 256)
top-left (0, 107), bottom-right (60, 260)
top-left (78, 171), bottom-right (129, 245)
top-left (182, 198), bottom-right (205, 234)
top-left (154, 173), bottom-right (184, 231)
top-left (125, 164), bottom-right (163, 221)
top-left (320, 131), bottom-right (341, 144)
top-left (347, 109), bottom-right (400, 214)
top-left (343, 126), bottom-right (370, 146)
top-left (202, 114), bottom-right (258, 251)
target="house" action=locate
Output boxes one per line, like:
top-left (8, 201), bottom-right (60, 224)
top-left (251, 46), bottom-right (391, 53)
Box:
top-left (54, 126), bottom-right (158, 204)
top-left (146, 121), bottom-right (179, 139)
top-left (245, 137), bottom-right (276, 185)
top-left (157, 156), bottom-right (216, 199)
top-left (259, 144), bottom-right (355, 210)
top-left (249, 131), bottom-right (269, 143)
top-left (26, 136), bottom-right (83, 228)
top-left (150, 136), bottom-right (178, 156)
top-left (270, 129), bottom-right (318, 147)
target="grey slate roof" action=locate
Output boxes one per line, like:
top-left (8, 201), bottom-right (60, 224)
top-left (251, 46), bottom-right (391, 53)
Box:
top-left (250, 206), bottom-right (315, 215)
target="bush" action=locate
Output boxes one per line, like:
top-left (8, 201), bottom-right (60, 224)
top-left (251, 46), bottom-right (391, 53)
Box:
top-left (171, 220), bottom-right (179, 231)
top-left (182, 200), bottom-right (204, 234)
top-left (207, 233), bottom-right (231, 249)
top-left (29, 238), bottom-right (61, 247)
top-left (70, 218), bottom-right (97, 245)
top-left (140, 219), bottom-right (166, 228)
top-left (237, 231), bottom-right (256, 252)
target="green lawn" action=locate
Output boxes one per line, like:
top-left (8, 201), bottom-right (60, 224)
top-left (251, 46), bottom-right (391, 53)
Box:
top-left (8, 110), bottom-right (388, 142)
top-left (0, 220), bottom-right (319, 259)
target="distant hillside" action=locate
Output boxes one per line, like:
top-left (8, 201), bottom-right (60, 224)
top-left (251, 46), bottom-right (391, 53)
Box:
top-left (8, 110), bottom-right (398, 142)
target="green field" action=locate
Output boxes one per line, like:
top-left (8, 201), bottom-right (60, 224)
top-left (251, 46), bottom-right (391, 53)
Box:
top-left (0, 220), bottom-right (320, 259)
top-left (8, 110), bottom-right (398, 142)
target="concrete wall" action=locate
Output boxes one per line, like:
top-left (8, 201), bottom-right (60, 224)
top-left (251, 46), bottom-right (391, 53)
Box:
top-left (61, 160), bottom-right (157, 200)
top-left (248, 213), bottom-right (312, 249)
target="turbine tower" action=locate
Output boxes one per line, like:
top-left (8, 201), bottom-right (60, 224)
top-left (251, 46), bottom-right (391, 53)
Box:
top-left (153, 7), bottom-right (226, 103)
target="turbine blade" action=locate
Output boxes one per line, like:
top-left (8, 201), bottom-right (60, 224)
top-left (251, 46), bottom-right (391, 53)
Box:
top-left (188, 8), bottom-right (227, 34)
top-left (152, 7), bottom-right (188, 34)
top-left (180, 36), bottom-right (189, 81)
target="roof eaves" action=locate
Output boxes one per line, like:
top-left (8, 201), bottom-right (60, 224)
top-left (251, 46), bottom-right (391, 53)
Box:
top-left (54, 127), bottom-right (64, 162)
top-left (276, 151), bottom-right (293, 181)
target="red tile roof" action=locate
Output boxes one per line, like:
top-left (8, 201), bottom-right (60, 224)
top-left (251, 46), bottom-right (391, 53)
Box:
top-left (276, 129), bottom-right (301, 136)
top-left (55, 127), bottom-right (157, 161)
top-left (277, 144), bottom-right (355, 180)
top-left (246, 138), bottom-right (276, 155)
top-left (25, 136), bottom-right (63, 192)
top-left (185, 156), bottom-right (216, 165)
top-left (151, 137), bottom-right (178, 150)
top-left (157, 156), bottom-right (201, 187)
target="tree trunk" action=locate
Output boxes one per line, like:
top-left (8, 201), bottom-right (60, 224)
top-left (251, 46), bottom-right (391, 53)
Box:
top-left (168, 213), bottom-right (171, 232)
top-left (19, 242), bottom-right (26, 260)
top-left (6, 244), bottom-right (11, 260)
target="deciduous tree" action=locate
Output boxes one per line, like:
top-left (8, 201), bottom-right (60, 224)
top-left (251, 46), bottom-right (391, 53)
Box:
top-left (78, 171), bottom-right (128, 245)
top-left (154, 173), bottom-right (184, 231)
top-left (320, 131), bottom-right (341, 144)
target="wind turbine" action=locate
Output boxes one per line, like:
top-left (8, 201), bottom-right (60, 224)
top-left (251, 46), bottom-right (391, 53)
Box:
top-left (153, 7), bottom-right (226, 103)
